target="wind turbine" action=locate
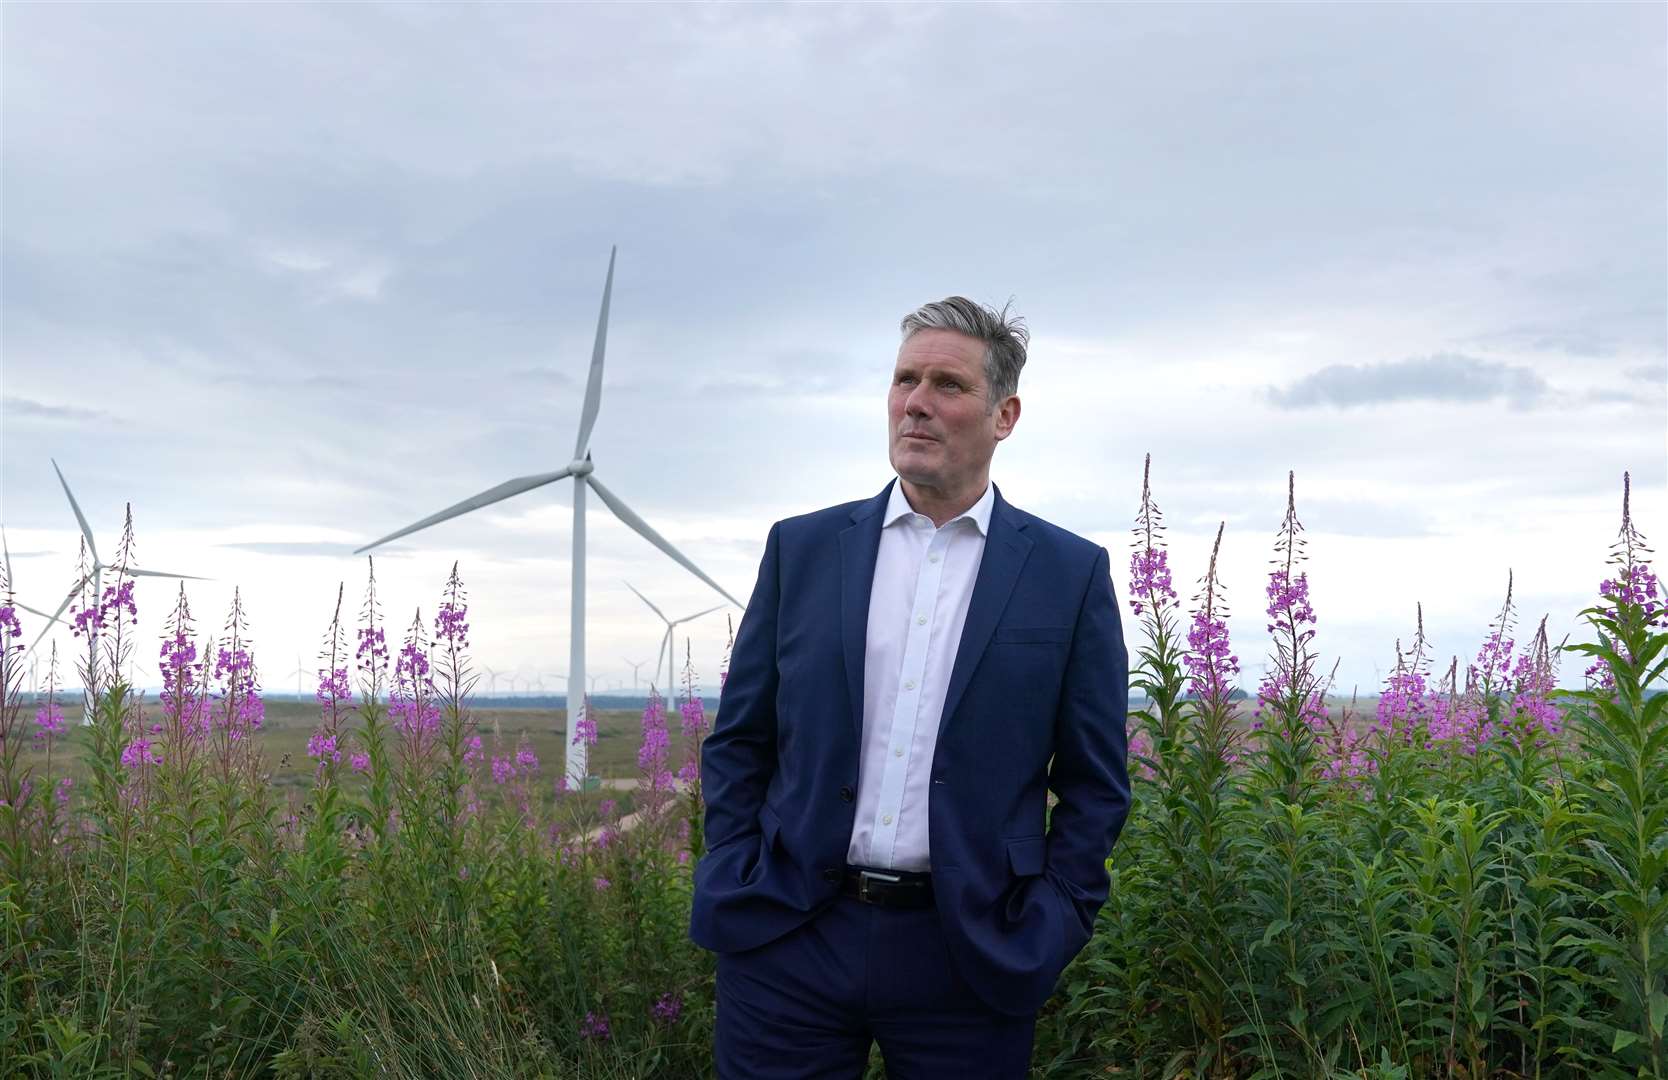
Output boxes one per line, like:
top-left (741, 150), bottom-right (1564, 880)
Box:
top-left (1, 526), bottom-right (70, 648)
top-left (352, 249), bottom-right (741, 788)
top-left (25, 461), bottom-right (209, 659)
top-left (289, 654), bottom-right (309, 700)
top-left (624, 658), bottom-right (647, 694)
top-left (482, 665), bottom-right (503, 696)
top-left (623, 580), bottom-right (726, 695)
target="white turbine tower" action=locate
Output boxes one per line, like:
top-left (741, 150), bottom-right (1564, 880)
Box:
top-left (483, 665), bottom-right (502, 696)
top-left (624, 658), bottom-right (647, 695)
top-left (353, 249), bottom-right (741, 789)
top-left (289, 654), bottom-right (309, 700)
top-left (623, 580), bottom-right (726, 696)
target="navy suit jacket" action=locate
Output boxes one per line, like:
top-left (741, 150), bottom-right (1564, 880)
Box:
top-left (689, 479), bottom-right (1132, 1017)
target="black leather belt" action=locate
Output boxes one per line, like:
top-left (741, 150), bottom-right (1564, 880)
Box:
top-left (841, 866), bottom-right (934, 909)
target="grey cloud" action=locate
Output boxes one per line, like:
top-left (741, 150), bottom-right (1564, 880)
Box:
top-left (1626, 363), bottom-right (1667, 384)
top-left (1267, 354), bottom-right (1550, 411)
top-left (2, 396), bottom-right (118, 424)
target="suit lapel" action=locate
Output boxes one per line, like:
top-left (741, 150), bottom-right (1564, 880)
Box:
top-left (839, 480), bottom-right (893, 745)
top-left (938, 485), bottom-right (1033, 732)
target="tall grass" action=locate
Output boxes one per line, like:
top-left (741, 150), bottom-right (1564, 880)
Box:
top-left (0, 468), bottom-right (1662, 1078)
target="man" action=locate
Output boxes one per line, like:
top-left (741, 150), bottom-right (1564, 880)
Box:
top-left (689, 297), bottom-right (1131, 1078)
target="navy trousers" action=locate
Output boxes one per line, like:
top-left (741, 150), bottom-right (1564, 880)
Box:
top-left (713, 892), bottom-right (1037, 1079)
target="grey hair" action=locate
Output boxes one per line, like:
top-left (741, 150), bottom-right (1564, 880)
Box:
top-left (899, 296), bottom-right (1029, 411)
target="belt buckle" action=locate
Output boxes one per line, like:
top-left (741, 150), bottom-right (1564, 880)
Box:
top-left (857, 869), bottom-right (902, 904)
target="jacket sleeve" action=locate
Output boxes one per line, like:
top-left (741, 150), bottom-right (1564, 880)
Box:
top-left (1044, 544), bottom-right (1132, 943)
top-left (699, 520), bottom-right (783, 853)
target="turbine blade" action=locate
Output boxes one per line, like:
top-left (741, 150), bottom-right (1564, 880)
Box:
top-left (119, 567), bottom-right (212, 581)
top-left (587, 474), bottom-right (743, 608)
top-left (51, 459), bottom-right (101, 565)
top-left (672, 602), bottom-right (728, 626)
top-left (354, 467), bottom-right (574, 554)
top-left (573, 246), bottom-right (616, 460)
top-left (14, 601), bottom-right (65, 624)
top-left (622, 579), bottom-right (671, 623)
top-left (25, 572), bottom-right (89, 656)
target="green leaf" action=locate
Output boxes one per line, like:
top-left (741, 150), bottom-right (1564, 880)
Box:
top-left (1612, 1027), bottom-right (1640, 1053)
top-left (1260, 918), bottom-right (1292, 947)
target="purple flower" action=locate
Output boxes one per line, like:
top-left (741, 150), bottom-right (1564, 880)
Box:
top-left (490, 756), bottom-right (515, 785)
top-left (572, 703), bottom-right (598, 748)
top-left (0, 605), bottom-right (21, 643)
top-left (306, 730), bottom-right (341, 764)
top-left (315, 666), bottom-right (352, 706)
top-left (350, 751), bottom-right (371, 772)
top-left (463, 735), bottom-right (484, 768)
top-left (651, 992), bottom-right (683, 1025)
top-left (638, 690), bottom-right (673, 792)
top-left (99, 579), bottom-right (138, 631)
top-left (1182, 608), bottom-right (1239, 702)
top-left (592, 876), bottom-right (610, 892)
top-left (514, 742), bottom-right (539, 773)
top-left (356, 625), bottom-right (388, 675)
top-left (1128, 547), bottom-right (1177, 618)
top-left (33, 702), bottom-right (66, 740)
top-left (55, 776), bottom-right (73, 805)
top-left (434, 602), bottom-right (469, 649)
top-left (1127, 453), bottom-right (1176, 618)
top-left (1263, 568), bottom-right (1316, 632)
top-left (579, 1010), bottom-right (611, 1041)
top-left (120, 737), bottom-right (162, 769)
top-left (71, 599), bottom-right (105, 639)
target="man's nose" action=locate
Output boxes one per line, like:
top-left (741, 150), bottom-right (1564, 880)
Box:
top-left (904, 383), bottom-right (932, 417)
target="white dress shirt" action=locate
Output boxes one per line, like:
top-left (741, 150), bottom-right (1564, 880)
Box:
top-left (846, 478), bottom-right (994, 872)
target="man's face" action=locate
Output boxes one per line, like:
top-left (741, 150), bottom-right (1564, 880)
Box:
top-left (888, 328), bottom-right (1019, 497)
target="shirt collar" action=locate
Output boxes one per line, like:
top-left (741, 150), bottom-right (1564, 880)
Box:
top-left (883, 478), bottom-right (994, 536)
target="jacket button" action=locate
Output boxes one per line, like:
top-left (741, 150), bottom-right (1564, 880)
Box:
top-left (822, 867), bottom-right (841, 884)
top-left (839, 786), bottom-right (854, 802)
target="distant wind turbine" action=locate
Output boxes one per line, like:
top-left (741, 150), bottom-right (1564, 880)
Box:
top-left (483, 665), bottom-right (502, 695)
top-left (25, 461), bottom-right (209, 659)
top-left (352, 249), bottom-right (741, 788)
top-left (623, 580), bottom-right (726, 695)
top-left (624, 658), bottom-right (647, 694)
top-left (2, 526), bottom-right (70, 644)
top-left (289, 654), bottom-right (309, 700)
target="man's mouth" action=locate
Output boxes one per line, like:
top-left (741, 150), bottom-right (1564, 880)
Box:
top-left (902, 433), bottom-right (936, 442)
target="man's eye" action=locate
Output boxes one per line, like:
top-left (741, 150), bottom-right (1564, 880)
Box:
top-left (897, 375), bottom-right (917, 385)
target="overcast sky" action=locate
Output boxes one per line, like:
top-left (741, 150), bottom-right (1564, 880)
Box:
top-left (4, 3), bottom-right (1664, 705)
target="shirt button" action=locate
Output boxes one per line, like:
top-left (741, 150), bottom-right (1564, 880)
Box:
top-left (893, 748), bottom-right (904, 758)
top-left (822, 867), bottom-right (841, 884)
top-left (916, 615), bottom-right (927, 625)
top-left (904, 680), bottom-right (915, 691)
top-left (840, 785), bottom-right (854, 802)
top-left (928, 553), bottom-right (940, 563)
top-left (882, 814), bottom-right (893, 825)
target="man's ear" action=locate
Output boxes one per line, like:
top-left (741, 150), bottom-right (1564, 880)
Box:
top-left (994, 395), bottom-right (1021, 442)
